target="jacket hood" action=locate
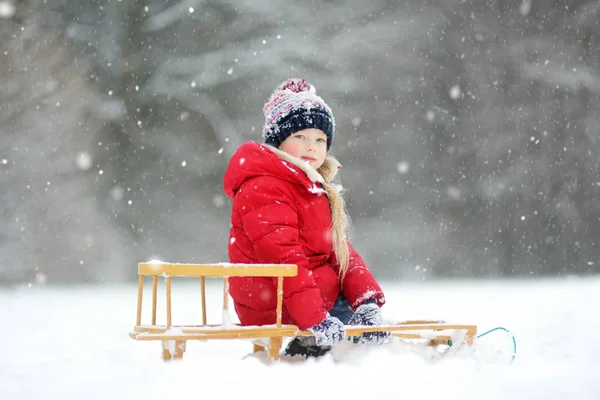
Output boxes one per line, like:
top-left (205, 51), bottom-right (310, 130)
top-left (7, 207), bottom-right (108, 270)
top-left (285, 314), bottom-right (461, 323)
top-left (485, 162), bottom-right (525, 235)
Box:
top-left (223, 141), bottom-right (341, 199)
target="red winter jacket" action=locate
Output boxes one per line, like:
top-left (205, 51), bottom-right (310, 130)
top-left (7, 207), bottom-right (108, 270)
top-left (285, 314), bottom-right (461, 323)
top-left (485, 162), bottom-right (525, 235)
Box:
top-left (223, 141), bottom-right (385, 330)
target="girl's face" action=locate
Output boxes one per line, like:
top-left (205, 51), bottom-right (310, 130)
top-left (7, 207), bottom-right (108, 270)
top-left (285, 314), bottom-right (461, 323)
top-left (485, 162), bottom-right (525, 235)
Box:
top-left (279, 128), bottom-right (328, 169)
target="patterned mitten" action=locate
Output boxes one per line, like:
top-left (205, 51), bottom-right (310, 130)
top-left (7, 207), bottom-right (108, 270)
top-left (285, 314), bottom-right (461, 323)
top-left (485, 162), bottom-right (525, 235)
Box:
top-left (309, 314), bottom-right (346, 346)
top-left (348, 299), bottom-right (391, 344)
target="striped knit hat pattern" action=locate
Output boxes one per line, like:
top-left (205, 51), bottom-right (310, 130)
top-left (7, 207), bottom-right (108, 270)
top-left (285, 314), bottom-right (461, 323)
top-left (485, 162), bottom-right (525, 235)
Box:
top-left (262, 78), bottom-right (335, 150)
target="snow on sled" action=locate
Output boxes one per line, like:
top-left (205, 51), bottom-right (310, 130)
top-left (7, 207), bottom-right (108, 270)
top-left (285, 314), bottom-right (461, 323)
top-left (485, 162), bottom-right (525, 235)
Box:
top-left (129, 261), bottom-right (516, 364)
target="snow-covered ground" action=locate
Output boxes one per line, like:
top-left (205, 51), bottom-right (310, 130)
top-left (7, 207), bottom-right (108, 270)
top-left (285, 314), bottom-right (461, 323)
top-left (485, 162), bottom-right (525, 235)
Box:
top-left (1, 276), bottom-right (598, 400)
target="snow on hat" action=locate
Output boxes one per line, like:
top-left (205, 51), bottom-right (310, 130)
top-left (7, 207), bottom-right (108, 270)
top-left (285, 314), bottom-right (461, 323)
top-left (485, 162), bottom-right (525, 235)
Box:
top-left (262, 78), bottom-right (335, 150)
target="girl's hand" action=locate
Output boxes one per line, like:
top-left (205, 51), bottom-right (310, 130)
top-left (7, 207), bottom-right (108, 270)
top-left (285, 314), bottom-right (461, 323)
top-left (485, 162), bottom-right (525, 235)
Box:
top-left (309, 314), bottom-right (346, 346)
top-left (348, 299), bottom-right (391, 344)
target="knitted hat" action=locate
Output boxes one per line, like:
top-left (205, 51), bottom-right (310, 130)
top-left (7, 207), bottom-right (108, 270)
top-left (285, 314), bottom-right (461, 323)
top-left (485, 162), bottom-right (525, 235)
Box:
top-left (262, 78), bottom-right (335, 150)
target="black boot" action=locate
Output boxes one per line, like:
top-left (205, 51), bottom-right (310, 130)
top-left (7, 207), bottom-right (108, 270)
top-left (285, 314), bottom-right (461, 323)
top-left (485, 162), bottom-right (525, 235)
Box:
top-left (284, 337), bottom-right (332, 358)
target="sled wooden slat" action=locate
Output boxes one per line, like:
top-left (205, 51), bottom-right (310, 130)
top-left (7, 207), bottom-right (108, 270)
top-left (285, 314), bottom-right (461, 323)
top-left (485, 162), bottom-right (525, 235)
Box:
top-left (137, 262), bottom-right (298, 277)
top-left (166, 276), bottom-right (172, 327)
top-left (136, 275), bottom-right (143, 326)
top-left (130, 326), bottom-right (299, 341)
top-left (132, 324), bottom-right (299, 335)
top-left (294, 323), bottom-right (477, 344)
top-left (151, 276), bottom-right (158, 325)
top-left (200, 277), bottom-right (207, 325)
top-left (130, 261), bottom-right (478, 361)
top-left (222, 277), bottom-right (229, 321)
top-left (276, 276), bottom-right (284, 327)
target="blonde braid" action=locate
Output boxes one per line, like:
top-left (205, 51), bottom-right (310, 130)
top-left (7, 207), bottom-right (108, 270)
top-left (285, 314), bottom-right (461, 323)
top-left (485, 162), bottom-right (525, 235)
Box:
top-left (318, 167), bottom-right (351, 284)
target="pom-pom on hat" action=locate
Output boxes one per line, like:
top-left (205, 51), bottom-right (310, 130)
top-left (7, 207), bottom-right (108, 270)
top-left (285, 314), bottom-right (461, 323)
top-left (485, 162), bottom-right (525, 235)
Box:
top-left (262, 78), bottom-right (335, 150)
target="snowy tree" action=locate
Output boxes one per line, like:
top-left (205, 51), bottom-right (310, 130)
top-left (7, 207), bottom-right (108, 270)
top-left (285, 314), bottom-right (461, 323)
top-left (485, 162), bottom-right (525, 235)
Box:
top-left (2, 0), bottom-right (600, 284)
top-left (0, 0), bottom-right (133, 283)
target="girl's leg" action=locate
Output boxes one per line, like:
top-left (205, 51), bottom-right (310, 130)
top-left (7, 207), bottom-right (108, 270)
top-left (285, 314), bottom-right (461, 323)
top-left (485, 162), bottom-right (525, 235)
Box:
top-left (328, 294), bottom-right (353, 325)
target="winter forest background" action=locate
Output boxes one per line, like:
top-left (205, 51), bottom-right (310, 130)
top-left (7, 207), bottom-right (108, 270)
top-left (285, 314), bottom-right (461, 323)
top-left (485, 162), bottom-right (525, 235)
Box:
top-left (2, 0), bottom-right (600, 285)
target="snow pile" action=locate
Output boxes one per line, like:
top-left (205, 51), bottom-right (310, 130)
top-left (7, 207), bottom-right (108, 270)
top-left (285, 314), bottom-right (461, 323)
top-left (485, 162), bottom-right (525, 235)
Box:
top-left (0, 277), bottom-right (599, 399)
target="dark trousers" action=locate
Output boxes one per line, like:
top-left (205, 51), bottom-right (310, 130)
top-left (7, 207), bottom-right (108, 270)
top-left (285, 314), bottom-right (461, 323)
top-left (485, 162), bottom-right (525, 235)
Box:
top-left (329, 294), bottom-right (353, 324)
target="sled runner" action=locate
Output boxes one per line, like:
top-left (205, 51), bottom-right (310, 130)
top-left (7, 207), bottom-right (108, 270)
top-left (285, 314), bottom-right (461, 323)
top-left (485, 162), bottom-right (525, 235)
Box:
top-left (129, 261), bottom-right (481, 361)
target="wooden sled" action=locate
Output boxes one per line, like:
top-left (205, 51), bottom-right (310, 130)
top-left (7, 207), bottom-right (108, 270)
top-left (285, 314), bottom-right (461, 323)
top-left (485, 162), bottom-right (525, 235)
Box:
top-left (129, 261), bottom-right (478, 361)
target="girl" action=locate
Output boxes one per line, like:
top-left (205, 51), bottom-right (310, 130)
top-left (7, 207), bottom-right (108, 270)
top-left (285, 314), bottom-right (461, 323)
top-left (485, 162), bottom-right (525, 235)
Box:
top-left (223, 78), bottom-right (389, 358)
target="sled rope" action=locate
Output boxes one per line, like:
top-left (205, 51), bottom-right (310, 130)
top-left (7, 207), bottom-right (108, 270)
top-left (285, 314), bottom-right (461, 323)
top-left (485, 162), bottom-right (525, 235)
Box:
top-left (477, 326), bottom-right (517, 363)
top-left (447, 326), bottom-right (517, 363)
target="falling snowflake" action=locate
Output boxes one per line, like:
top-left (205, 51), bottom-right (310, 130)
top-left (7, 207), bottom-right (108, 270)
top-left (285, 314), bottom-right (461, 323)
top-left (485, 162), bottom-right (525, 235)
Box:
top-left (446, 186), bottom-right (461, 200)
top-left (519, 0), bottom-right (531, 16)
top-left (0, 1), bottom-right (16, 19)
top-left (396, 161), bottom-right (410, 174)
top-left (449, 85), bottom-right (462, 100)
top-left (76, 152), bottom-right (93, 171)
top-left (212, 194), bottom-right (225, 208)
top-left (111, 186), bottom-right (124, 201)
top-left (425, 110), bottom-right (435, 122)
top-left (35, 272), bottom-right (47, 285)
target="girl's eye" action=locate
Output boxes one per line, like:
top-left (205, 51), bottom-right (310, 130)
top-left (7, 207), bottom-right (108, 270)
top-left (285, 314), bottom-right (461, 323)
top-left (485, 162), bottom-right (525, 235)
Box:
top-left (295, 135), bottom-right (305, 139)
top-left (317, 138), bottom-right (326, 142)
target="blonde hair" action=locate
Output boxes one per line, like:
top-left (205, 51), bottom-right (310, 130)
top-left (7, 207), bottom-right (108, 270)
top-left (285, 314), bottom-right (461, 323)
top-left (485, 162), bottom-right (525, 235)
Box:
top-left (317, 164), bottom-right (351, 284)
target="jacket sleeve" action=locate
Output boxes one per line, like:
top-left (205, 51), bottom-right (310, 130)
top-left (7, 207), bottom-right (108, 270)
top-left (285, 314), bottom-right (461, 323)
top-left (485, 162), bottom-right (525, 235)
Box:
top-left (337, 241), bottom-right (386, 310)
top-left (235, 176), bottom-right (327, 330)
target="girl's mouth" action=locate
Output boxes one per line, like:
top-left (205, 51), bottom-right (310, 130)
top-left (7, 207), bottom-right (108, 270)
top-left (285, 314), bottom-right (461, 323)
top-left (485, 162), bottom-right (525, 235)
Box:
top-left (302, 156), bottom-right (316, 162)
